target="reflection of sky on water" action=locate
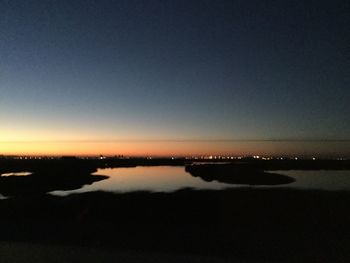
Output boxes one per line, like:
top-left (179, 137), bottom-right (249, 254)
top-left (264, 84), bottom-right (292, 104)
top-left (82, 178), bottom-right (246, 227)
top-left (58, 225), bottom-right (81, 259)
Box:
top-left (271, 170), bottom-right (350, 191)
top-left (0, 171), bottom-right (32, 199)
top-left (51, 166), bottom-right (232, 196)
top-left (51, 167), bottom-right (350, 196)
top-left (0, 172), bottom-right (32, 177)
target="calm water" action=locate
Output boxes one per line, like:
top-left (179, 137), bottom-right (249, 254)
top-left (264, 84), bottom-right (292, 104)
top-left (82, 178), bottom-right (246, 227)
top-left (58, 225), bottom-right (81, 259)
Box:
top-left (1, 172), bottom-right (32, 177)
top-left (51, 166), bottom-right (350, 196)
top-left (272, 170), bottom-right (350, 191)
top-left (51, 166), bottom-right (231, 196)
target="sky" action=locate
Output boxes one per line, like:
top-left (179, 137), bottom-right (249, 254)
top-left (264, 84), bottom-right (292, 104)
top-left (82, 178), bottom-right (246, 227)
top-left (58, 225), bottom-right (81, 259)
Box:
top-left (1, 0), bottom-right (349, 157)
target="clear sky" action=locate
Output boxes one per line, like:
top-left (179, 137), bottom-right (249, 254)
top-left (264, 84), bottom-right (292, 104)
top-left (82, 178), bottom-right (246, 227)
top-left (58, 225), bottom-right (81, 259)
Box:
top-left (1, 0), bottom-right (349, 156)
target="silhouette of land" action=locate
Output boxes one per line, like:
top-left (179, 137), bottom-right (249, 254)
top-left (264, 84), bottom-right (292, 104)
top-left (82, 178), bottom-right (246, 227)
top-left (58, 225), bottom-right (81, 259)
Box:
top-left (1, 158), bottom-right (350, 261)
top-left (186, 163), bottom-right (295, 185)
top-left (0, 158), bottom-right (108, 197)
top-left (0, 173), bottom-right (108, 197)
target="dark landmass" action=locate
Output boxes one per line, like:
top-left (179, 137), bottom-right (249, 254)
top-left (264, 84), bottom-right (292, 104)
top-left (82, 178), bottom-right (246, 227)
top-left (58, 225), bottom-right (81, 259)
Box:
top-left (0, 174), bottom-right (108, 197)
top-left (1, 158), bottom-right (350, 261)
top-left (186, 163), bottom-right (295, 185)
top-left (0, 158), bottom-right (108, 197)
top-left (1, 188), bottom-right (350, 262)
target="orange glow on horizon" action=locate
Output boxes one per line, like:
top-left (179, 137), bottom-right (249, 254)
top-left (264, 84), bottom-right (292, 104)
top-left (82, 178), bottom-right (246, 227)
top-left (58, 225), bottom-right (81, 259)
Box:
top-left (0, 141), bottom-right (243, 156)
top-left (1, 140), bottom-right (349, 157)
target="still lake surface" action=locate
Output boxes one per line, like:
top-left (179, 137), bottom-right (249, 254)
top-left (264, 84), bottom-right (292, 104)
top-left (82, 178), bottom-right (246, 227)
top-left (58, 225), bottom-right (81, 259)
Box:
top-left (51, 166), bottom-right (350, 196)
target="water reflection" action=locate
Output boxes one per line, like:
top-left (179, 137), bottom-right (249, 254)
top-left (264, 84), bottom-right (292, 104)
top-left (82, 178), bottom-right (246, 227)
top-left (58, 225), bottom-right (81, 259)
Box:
top-left (51, 166), bottom-right (350, 196)
top-left (1, 172), bottom-right (32, 177)
top-left (51, 166), bottom-right (232, 196)
top-left (271, 170), bottom-right (350, 191)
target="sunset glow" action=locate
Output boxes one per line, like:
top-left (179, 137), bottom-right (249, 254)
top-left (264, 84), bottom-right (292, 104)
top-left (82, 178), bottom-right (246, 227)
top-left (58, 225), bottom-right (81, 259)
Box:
top-left (1, 0), bottom-right (349, 157)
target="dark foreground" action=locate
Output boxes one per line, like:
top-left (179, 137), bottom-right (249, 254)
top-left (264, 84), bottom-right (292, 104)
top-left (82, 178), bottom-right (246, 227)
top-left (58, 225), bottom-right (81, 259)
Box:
top-left (1, 158), bottom-right (350, 262)
top-left (1, 188), bottom-right (350, 262)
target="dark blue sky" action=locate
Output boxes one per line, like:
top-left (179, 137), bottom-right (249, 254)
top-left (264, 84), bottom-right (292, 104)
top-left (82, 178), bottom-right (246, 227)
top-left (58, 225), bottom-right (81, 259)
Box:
top-left (1, 0), bottom-right (349, 155)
